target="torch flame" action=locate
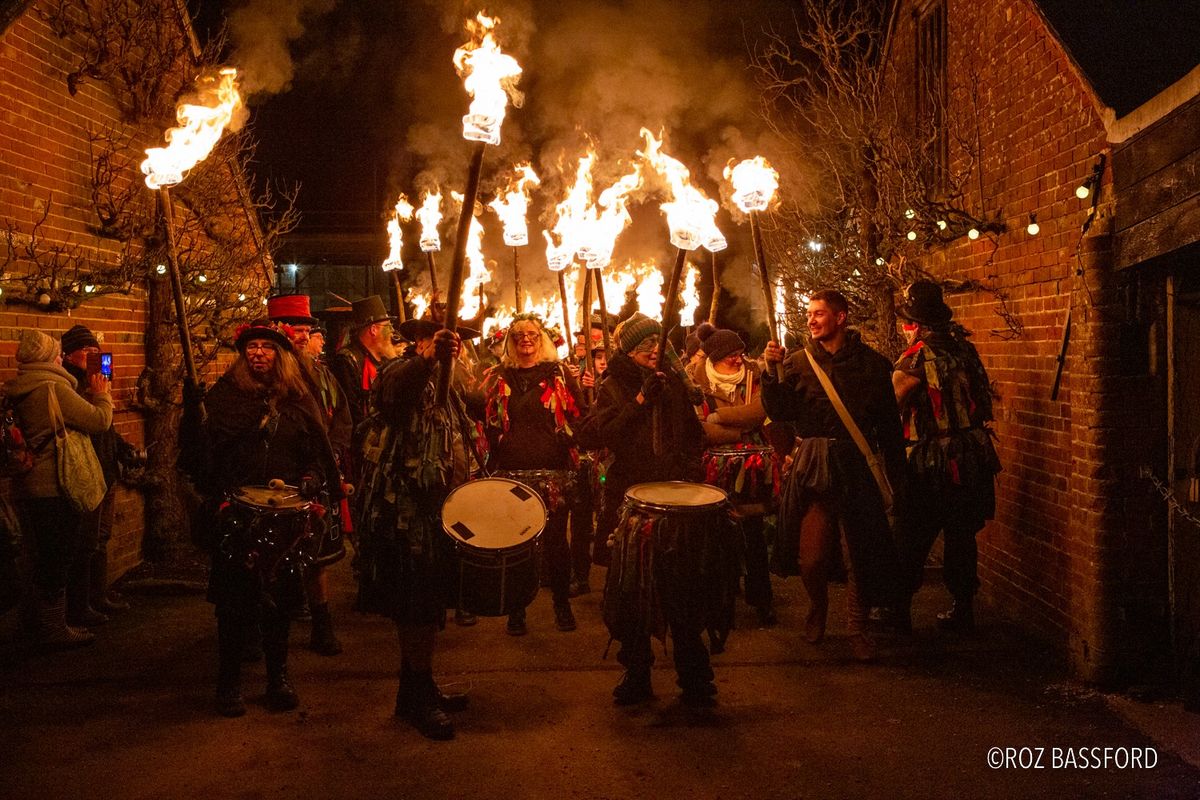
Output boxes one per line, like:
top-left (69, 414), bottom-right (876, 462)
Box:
top-left (725, 156), bottom-right (780, 214)
top-left (489, 164), bottom-right (540, 247)
top-left (142, 68), bottom-right (243, 189)
top-left (637, 128), bottom-right (725, 253)
top-left (451, 190), bottom-right (491, 319)
top-left (582, 164), bottom-right (642, 269)
top-left (411, 291), bottom-right (431, 321)
top-left (679, 263), bottom-right (700, 327)
top-left (635, 261), bottom-right (666, 320)
top-left (544, 150), bottom-right (596, 271)
top-left (453, 13), bottom-right (523, 146)
top-left (416, 190), bottom-right (443, 253)
top-left (382, 194), bottom-right (414, 272)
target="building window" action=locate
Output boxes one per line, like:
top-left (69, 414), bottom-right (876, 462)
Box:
top-left (915, 0), bottom-right (948, 195)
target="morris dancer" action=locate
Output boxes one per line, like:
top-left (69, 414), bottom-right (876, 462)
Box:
top-left (331, 295), bottom-right (398, 435)
top-left (478, 313), bottom-right (584, 635)
top-left (355, 319), bottom-right (471, 740)
top-left (577, 313), bottom-right (719, 707)
top-left (182, 321), bottom-right (341, 717)
top-left (689, 326), bottom-right (778, 627)
top-left (269, 295), bottom-right (353, 656)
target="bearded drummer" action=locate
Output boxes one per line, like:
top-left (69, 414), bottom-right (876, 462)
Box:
top-left (687, 327), bottom-right (778, 627)
top-left (354, 320), bottom-right (472, 741)
top-left (181, 320), bottom-right (341, 718)
top-left (577, 313), bottom-right (720, 707)
top-left (477, 313), bottom-right (584, 636)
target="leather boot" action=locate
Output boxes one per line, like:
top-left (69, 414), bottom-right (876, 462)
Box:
top-left (399, 670), bottom-right (454, 740)
top-left (37, 592), bottom-right (94, 650)
top-left (308, 603), bottom-right (343, 656)
top-left (553, 601), bottom-right (576, 632)
top-left (66, 558), bottom-right (107, 628)
top-left (937, 598), bottom-right (976, 633)
top-left (506, 607), bottom-right (527, 636)
top-left (263, 615), bottom-right (299, 711)
top-left (612, 668), bottom-right (654, 706)
top-left (89, 551), bottom-right (128, 614)
top-left (215, 615), bottom-right (245, 718)
top-left (395, 665), bottom-right (468, 715)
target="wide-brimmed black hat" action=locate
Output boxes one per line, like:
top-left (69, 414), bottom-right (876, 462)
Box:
top-left (350, 295), bottom-right (394, 329)
top-left (897, 280), bottom-right (953, 326)
top-left (397, 318), bottom-right (481, 342)
top-left (235, 320), bottom-right (294, 352)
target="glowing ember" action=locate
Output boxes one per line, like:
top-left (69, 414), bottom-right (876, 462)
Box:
top-left (416, 190), bottom-right (443, 253)
top-left (382, 194), bottom-right (414, 272)
top-left (679, 263), bottom-right (700, 327)
top-left (725, 156), bottom-right (780, 214)
top-left (544, 150), bottom-right (596, 271)
top-left (142, 68), bottom-right (243, 189)
top-left (637, 128), bottom-right (724, 253)
top-left (488, 164), bottom-right (540, 247)
top-left (451, 191), bottom-right (491, 319)
top-left (453, 13), bottom-right (523, 146)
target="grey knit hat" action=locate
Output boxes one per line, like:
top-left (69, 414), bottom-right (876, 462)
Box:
top-left (616, 313), bottom-right (661, 353)
top-left (701, 329), bottom-right (745, 363)
top-left (17, 329), bottom-right (60, 364)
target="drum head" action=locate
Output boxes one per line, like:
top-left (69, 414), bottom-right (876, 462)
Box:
top-left (442, 478), bottom-right (547, 551)
top-left (625, 481), bottom-right (728, 509)
top-left (233, 485), bottom-right (311, 511)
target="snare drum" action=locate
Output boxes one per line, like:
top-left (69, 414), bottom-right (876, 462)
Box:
top-left (702, 444), bottom-right (777, 513)
top-left (441, 477), bottom-right (547, 616)
top-left (603, 481), bottom-right (743, 643)
top-left (219, 485), bottom-right (314, 581)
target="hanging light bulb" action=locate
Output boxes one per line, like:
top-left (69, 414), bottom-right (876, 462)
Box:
top-left (238, 293), bottom-right (246, 302)
top-left (906, 230), bottom-right (917, 241)
top-left (808, 240), bottom-right (822, 252)
top-left (936, 220), bottom-right (947, 230)
top-left (967, 228), bottom-right (980, 240)
top-left (875, 257), bottom-right (885, 266)
top-left (1026, 214), bottom-right (1040, 236)
top-left (197, 274), bottom-right (208, 283)
top-left (1075, 183), bottom-right (1090, 200)
top-left (156, 264), bottom-right (167, 275)
top-left (83, 284), bottom-right (95, 293)
top-left (904, 208), bottom-right (915, 219)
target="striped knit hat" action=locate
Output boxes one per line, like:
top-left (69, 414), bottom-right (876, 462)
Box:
top-left (616, 313), bottom-right (661, 354)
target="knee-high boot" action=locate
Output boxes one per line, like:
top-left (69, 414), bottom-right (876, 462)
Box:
top-left (262, 611), bottom-right (298, 711)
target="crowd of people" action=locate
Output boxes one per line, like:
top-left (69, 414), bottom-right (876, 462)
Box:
top-left (2, 280), bottom-right (1002, 741)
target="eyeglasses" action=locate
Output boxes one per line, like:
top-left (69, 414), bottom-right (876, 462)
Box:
top-left (510, 331), bottom-right (541, 341)
top-left (245, 343), bottom-right (277, 353)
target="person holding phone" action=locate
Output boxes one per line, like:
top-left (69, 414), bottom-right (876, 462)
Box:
top-left (59, 325), bottom-right (141, 629)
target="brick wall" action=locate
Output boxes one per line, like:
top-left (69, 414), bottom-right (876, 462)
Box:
top-left (885, 0), bottom-right (1162, 682)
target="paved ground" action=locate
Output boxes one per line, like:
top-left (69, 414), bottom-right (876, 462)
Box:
top-left (2, 563), bottom-right (1198, 800)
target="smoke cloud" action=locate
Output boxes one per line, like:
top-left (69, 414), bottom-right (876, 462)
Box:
top-left (227, 0), bottom-right (339, 97)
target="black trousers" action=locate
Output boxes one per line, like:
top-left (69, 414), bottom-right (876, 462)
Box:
top-left (741, 515), bottom-right (773, 609)
top-left (568, 486), bottom-right (594, 583)
top-left (542, 506), bottom-right (571, 606)
top-left (18, 498), bottom-right (83, 598)
top-left (897, 482), bottom-right (987, 601)
top-left (617, 627), bottom-right (713, 690)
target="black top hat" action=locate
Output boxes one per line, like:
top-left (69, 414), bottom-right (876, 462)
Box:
top-left (897, 280), bottom-right (954, 326)
top-left (350, 295), bottom-right (394, 329)
top-left (234, 320), bottom-right (294, 352)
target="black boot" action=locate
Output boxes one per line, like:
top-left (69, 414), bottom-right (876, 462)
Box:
top-left (395, 664), bottom-right (469, 715)
top-left (263, 615), bottom-right (299, 711)
top-left (66, 558), bottom-right (107, 628)
top-left (89, 550), bottom-right (129, 614)
top-left (612, 668), bottom-right (654, 705)
top-left (399, 670), bottom-right (454, 740)
top-left (936, 597), bottom-right (975, 633)
top-left (215, 615), bottom-right (245, 718)
top-left (506, 607), bottom-right (527, 636)
top-left (308, 603), bottom-right (343, 656)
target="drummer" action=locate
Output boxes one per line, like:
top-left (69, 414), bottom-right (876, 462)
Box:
top-left (181, 320), bottom-right (342, 718)
top-left (577, 313), bottom-right (716, 707)
top-left (477, 313), bottom-right (584, 635)
top-left (354, 318), bottom-right (472, 740)
top-left (688, 326), bottom-right (778, 627)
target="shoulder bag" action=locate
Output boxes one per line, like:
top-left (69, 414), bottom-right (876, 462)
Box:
top-left (45, 384), bottom-right (107, 512)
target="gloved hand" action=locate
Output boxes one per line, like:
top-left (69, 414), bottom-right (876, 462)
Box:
top-left (638, 372), bottom-right (666, 405)
top-left (432, 329), bottom-right (461, 362)
top-left (182, 378), bottom-right (207, 409)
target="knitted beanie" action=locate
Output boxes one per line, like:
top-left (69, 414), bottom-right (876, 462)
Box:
top-left (17, 329), bottom-right (60, 364)
top-left (702, 329), bottom-right (745, 363)
top-left (616, 313), bottom-right (661, 353)
top-left (60, 324), bottom-right (99, 355)
top-left (684, 332), bottom-right (702, 359)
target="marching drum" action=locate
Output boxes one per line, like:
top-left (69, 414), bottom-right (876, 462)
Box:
top-left (702, 443), bottom-right (778, 513)
top-left (219, 485), bottom-right (315, 581)
top-left (441, 477), bottom-right (547, 617)
top-left (603, 482), bottom-right (743, 643)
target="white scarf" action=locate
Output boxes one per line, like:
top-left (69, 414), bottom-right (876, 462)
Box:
top-left (706, 360), bottom-right (746, 401)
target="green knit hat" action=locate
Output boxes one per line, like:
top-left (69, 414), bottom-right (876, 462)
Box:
top-left (616, 313), bottom-right (661, 353)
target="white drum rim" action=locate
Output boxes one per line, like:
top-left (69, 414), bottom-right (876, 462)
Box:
top-left (624, 480), bottom-right (728, 510)
top-left (232, 485), bottom-right (312, 511)
top-left (442, 477), bottom-right (548, 552)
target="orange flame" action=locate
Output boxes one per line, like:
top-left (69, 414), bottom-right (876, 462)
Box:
top-left (543, 150), bottom-right (596, 271)
top-left (411, 291), bottom-right (431, 321)
top-left (451, 191), bottom-right (491, 319)
top-left (142, 68), bottom-right (243, 189)
top-left (725, 156), bottom-right (780, 214)
top-left (416, 190), bottom-right (443, 253)
top-left (679, 263), bottom-right (700, 326)
top-left (637, 129), bottom-right (725, 252)
top-left (488, 164), bottom-right (540, 246)
top-left (581, 164), bottom-right (642, 269)
top-left (382, 195), bottom-right (414, 272)
top-left (453, 13), bottom-right (523, 145)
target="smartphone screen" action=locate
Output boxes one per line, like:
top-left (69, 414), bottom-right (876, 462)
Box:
top-left (100, 353), bottom-right (113, 380)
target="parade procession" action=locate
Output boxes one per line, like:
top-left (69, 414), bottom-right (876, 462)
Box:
top-left (4, 0), bottom-right (1200, 795)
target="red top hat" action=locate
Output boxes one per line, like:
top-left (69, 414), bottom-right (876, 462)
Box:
top-left (267, 294), bottom-right (317, 325)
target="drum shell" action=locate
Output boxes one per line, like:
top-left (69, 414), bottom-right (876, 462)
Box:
top-left (217, 496), bottom-right (313, 581)
top-left (702, 445), bottom-right (777, 515)
top-left (451, 538), bottom-right (539, 617)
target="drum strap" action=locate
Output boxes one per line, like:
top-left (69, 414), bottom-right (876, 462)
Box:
top-left (803, 350), bottom-right (894, 513)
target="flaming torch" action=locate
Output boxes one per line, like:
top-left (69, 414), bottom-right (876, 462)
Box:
top-left (725, 156), bottom-right (782, 376)
top-left (439, 12), bottom-right (523, 403)
top-left (382, 195), bottom-right (413, 321)
top-left (141, 67), bottom-right (243, 397)
top-left (415, 189), bottom-right (443, 296)
top-left (543, 150), bottom-right (596, 357)
top-left (488, 164), bottom-right (540, 305)
top-left (637, 129), bottom-right (727, 370)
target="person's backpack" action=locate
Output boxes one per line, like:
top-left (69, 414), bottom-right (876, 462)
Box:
top-left (0, 394), bottom-right (34, 478)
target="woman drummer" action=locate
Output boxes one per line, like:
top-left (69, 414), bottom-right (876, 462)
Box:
top-left (477, 313), bottom-right (584, 635)
top-left (183, 321), bottom-right (340, 718)
top-left (687, 327), bottom-right (778, 627)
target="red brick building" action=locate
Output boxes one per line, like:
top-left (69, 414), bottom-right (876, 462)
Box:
top-left (0, 0), bottom-right (271, 580)
top-left (882, 0), bottom-right (1200, 686)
